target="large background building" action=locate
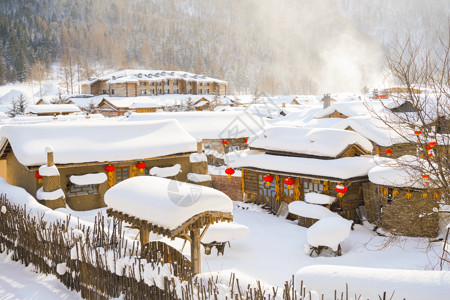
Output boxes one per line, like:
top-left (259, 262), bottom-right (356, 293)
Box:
top-left (81, 70), bottom-right (227, 97)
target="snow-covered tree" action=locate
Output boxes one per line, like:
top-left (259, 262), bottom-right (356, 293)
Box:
top-left (7, 94), bottom-right (28, 117)
top-left (84, 100), bottom-right (98, 114)
top-left (51, 92), bottom-right (71, 104)
top-left (183, 97), bottom-right (195, 111)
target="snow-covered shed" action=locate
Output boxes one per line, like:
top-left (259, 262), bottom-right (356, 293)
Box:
top-left (364, 156), bottom-right (441, 237)
top-left (313, 101), bottom-right (384, 119)
top-left (105, 176), bottom-right (233, 274)
top-left (228, 126), bottom-right (377, 223)
top-left (96, 97), bottom-right (163, 117)
top-left (0, 119), bottom-right (200, 211)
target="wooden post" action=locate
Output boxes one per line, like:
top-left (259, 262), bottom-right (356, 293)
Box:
top-left (140, 225), bottom-right (149, 246)
top-left (47, 151), bottom-right (54, 166)
top-left (190, 228), bottom-right (201, 274)
top-left (197, 139), bottom-right (203, 154)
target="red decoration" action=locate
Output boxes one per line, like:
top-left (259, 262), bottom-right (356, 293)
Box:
top-left (263, 174), bottom-right (274, 186)
top-left (422, 174), bottom-right (430, 180)
top-left (385, 148), bottom-right (393, 156)
top-left (414, 130), bottom-right (422, 136)
top-left (244, 138), bottom-right (248, 144)
top-left (428, 142), bottom-right (437, 148)
top-left (428, 150), bottom-right (434, 158)
top-left (35, 171), bottom-right (43, 183)
top-left (284, 177), bottom-right (295, 189)
top-left (379, 94), bottom-right (387, 98)
top-left (335, 184), bottom-right (348, 198)
top-left (424, 145), bottom-right (432, 151)
top-left (136, 161), bottom-right (147, 173)
top-left (222, 140), bottom-right (229, 146)
top-left (105, 164), bottom-right (116, 173)
top-left (225, 167), bottom-right (235, 178)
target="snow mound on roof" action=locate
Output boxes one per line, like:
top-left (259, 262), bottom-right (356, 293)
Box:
top-left (25, 104), bottom-right (81, 114)
top-left (229, 152), bottom-right (377, 180)
top-left (312, 101), bottom-right (385, 119)
top-left (104, 176), bottom-right (233, 230)
top-left (307, 216), bottom-right (352, 251)
top-left (34, 83), bottom-right (59, 97)
top-left (368, 155), bottom-right (437, 189)
top-left (296, 265), bottom-right (450, 300)
top-left (0, 89), bottom-right (31, 105)
top-left (249, 127), bottom-right (372, 157)
top-left (304, 193), bottom-right (336, 205)
top-left (123, 111), bottom-right (265, 139)
top-left (0, 119), bottom-right (197, 166)
top-left (149, 164), bottom-right (181, 178)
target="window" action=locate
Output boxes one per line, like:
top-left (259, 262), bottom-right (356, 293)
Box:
top-left (157, 89), bottom-right (162, 94)
top-left (188, 89), bottom-right (192, 93)
top-left (150, 82), bottom-right (155, 86)
top-left (157, 82), bottom-right (162, 86)
top-left (229, 145), bottom-right (240, 152)
top-left (141, 89), bottom-right (147, 95)
top-left (206, 82), bottom-right (210, 86)
top-left (165, 80), bottom-right (169, 85)
top-left (116, 167), bottom-right (129, 183)
top-left (111, 89), bottom-right (115, 95)
top-left (188, 82), bottom-right (192, 86)
top-left (140, 82), bottom-right (146, 86)
top-left (151, 89), bottom-right (155, 94)
top-left (174, 80), bottom-right (178, 86)
top-left (204, 144), bottom-right (213, 150)
top-left (67, 183), bottom-right (99, 197)
top-left (199, 89), bottom-right (202, 94)
top-left (102, 89), bottom-right (107, 94)
top-left (205, 89), bottom-right (210, 94)
top-left (199, 82), bottom-right (203, 86)
top-left (303, 181), bottom-right (324, 194)
top-left (174, 89), bottom-right (179, 94)
top-left (258, 174), bottom-right (276, 197)
top-left (165, 89), bottom-right (170, 94)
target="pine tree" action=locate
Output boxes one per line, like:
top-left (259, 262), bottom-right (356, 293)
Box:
top-left (15, 49), bottom-right (29, 82)
top-left (84, 100), bottom-right (97, 114)
top-left (51, 92), bottom-right (71, 104)
top-left (209, 93), bottom-right (223, 111)
top-left (183, 97), bottom-right (195, 111)
top-left (7, 94), bottom-right (28, 117)
top-left (0, 44), bottom-right (6, 84)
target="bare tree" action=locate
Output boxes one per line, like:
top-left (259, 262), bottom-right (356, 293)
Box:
top-left (367, 36), bottom-right (450, 203)
top-left (51, 92), bottom-right (71, 104)
top-left (29, 60), bottom-right (48, 97)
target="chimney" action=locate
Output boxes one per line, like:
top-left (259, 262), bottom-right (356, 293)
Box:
top-left (282, 102), bottom-right (286, 108)
top-left (323, 94), bottom-right (331, 109)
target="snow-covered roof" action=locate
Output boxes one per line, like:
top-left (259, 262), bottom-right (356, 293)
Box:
top-left (228, 151), bottom-right (377, 180)
top-left (129, 102), bottom-right (162, 109)
top-left (104, 176), bottom-right (233, 230)
top-left (25, 104), bottom-right (81, 114)
top-left (121, 111), bottom-right (266, 139)
top-left (313, 101), bottom-right (384, 119)
top-left (0, 119), bottom-right (197, 166)
top-left (368, 155), bottom-right (438, 189)
top-left (332, 116), bottom-right (408, 147)
top-left (81, 69), bottom-right (227, 85)
top-left (248, 127), bottom-right (373, 157)
top-left (0, 114), bottom-right (104, 125)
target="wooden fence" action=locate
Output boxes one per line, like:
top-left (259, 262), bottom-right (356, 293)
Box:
top-left (0, 193), bottom-right (390, 300)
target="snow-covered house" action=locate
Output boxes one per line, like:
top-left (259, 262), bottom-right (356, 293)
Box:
top-left (365, 156), bottom-right (441, 237)
top-left (228, 127), bottom-right (376, 223)
top-left (25, 104), bottom-right (81, 116)
top-left (0, 119), bottom-right (202, 211)
top-left (96, 98), bottom-right (163, 117)
top-left (80, 69), bottom-right (227, 97)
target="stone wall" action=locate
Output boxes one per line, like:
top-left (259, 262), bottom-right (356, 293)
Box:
top-left (210, 174), bottom-right (242, 201)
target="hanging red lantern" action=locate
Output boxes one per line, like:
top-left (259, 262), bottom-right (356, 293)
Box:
top-left (428, 142), bottom-right (437, 148)
top-left (422, 174), bottom-right (430, 180)
top-left (424, 145), bottom-right (432, 151)
top-left (284, 177), bottom-right (295, 189)
top-left (385, 148), bottom-right (393, 156)
top-left (263, 174), bottom-right (274, 186)
top-left (335, 184), bottom-right (348, 198)
top-left (225, 167), bottom-right (235, 178)
top-left (414, 130), bottom-right (422, 136)
top-left (428, 150), bottom-right (434, 158)
top-left (136, 161), bottom-right (147, 173)
top-left (105, 164), bottom-right (116, 173)
top-left (35, 171), bottom-right (43, 184)
top-left (244, 138), bottom-right (248, 144)
top-left (222, 140), bottom-right (229, 146)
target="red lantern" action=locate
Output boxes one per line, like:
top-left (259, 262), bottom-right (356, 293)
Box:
top-left (428, 150), bottom-right (434, 158)
top-left (422, 174), bottom-right (430, 180)
top-left (35, 171), bottom-right (43, 183)
top-left (428, 142), bottom-right (437, 148)
top-left (385, 148), bottom-right (393, 156)
top-left (335, 184), bottom-right (348, 198)
top-left (244, 138), bottom-right (248, 144)
top-left (105, 164), bottom-right (116, 173)
top-left (225, 167), bottom-right (235, 178)
top-left (222, 140), bottom-right (229, 146)
top-left (424, 145), bottom-right (432, 151)
top-left (136, 161), bottom-right (146, 173)
top-left (263, 174), bottom-right (274, 186)
top-left (414, 130), bottom-right (422, 136)
top-left (284, 177), bottom-right (295, 189)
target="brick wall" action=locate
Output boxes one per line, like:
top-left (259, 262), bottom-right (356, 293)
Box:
top-left (210, 174), bottom-right (243, 201)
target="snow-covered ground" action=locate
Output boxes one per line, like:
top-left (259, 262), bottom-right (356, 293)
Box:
top-left (0, 251), bottom-right (80, 299)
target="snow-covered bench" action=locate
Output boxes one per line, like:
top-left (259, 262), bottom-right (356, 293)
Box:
top-left (200, 222), bottom-right (250, 255)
